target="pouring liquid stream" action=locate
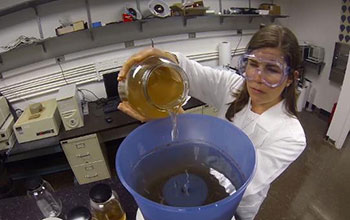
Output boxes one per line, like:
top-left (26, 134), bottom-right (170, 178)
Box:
top-left (168, 107), bottom-right (180, 142)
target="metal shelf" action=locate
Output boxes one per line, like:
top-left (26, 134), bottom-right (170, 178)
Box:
top-left (303, 59), bottom-right (325, 75)
top-left (219, 14), bottom-right (289, 23)
top-left (0, 13), bottom-right (288, 74)
top-left (0, 0), bottom-right (59, 17)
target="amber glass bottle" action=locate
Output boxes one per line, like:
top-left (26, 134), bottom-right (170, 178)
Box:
top-left (118, 56), bottom-right (189, 119)
top-left (89, 184), bottom-right (126, 220)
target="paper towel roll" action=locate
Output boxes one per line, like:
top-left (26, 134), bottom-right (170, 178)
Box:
top-left (219, 42), bottom-right (231, 66)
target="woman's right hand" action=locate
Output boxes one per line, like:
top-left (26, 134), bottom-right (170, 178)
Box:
top-left (117, 48), bottom-right (179, 122)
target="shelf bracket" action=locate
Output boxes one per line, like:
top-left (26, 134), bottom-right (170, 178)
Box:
top-left (249, 16), bottom-right (254, 23)
top-left (183, 16), bottom-right (188, 26)
top-left (182, 16), bottom-right (196, 26)
top-left (85, 0), bottom-right (94, 41)
top-left (33, 6), bottom-right (44, 40)
top-left (38, 42), bottom-right (47, 53)
top-left (220, 16), bottom-right (224, 24)
top-left (139, 21), bottom-right (145, 32)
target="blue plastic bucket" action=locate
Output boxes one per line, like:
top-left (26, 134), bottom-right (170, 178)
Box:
top-left (116, 114), bottom-right (256, 220)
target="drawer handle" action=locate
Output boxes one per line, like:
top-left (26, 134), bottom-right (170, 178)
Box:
top-left (76, 143), bottom-right (86, 149)
top-left (77, 152), bottom-right (91, 158)
top-left (85, 165), bottom-right (94, 171)
top-left (85, 173), bottom-right (98, 178)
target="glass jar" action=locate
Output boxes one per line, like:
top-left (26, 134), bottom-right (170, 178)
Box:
top-left (67, 206), bottom-right (93, 220)
top-left (118, 56), bottom-right (189, 119)
top-left (89, 183), bottom-right (126, 220)
top-left (25, 176), bottom-right (62, 218)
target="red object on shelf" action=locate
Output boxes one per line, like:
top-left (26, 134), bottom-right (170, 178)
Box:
top-left (123, 13), bottom-right (134, 22)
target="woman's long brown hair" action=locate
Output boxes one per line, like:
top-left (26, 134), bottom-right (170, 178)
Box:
top-left (225, 25), bottom-right (301, 121)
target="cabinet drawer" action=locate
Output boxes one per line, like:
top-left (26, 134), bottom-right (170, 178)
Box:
top-left (72, 160), bottom-right (111, 185)
top-left (202, 105), bottom-right (218, 117)
top-left (61, 133), bottom-right (105, 166)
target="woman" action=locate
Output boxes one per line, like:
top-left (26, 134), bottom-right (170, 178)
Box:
top-left (118, 24), bottom-right (306, 220)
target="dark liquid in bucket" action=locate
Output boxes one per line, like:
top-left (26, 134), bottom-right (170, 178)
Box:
top-left (131, 141), bottom-right (244, 207)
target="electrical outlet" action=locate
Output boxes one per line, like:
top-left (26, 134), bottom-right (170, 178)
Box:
top-left (124, 40), bottom-right (135, 48)
top-left (56, 56), bottom-right (65, 64)
top-left (188, 32), bottom-right (196, 39)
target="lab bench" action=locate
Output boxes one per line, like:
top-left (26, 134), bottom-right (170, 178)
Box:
top-left (0, 177), bottom-right (138, 220)
top-left (1, 98), bottom-right (208, 181)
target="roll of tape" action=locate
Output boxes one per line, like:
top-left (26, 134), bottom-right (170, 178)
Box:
top-left (148, 0), bottom-right (171, 18)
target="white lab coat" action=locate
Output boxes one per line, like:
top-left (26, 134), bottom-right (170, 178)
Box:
top-left (175, 53), bottom-right (306, 220)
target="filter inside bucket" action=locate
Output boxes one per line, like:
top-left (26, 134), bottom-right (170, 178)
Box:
top-left (129, 140), bottom-right (245, 207)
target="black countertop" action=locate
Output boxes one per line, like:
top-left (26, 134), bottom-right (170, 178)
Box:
top-left (3, 97), bottom-right (204, 158)
top-left (0, 177), bottom-right (138, 220)
top-left (0, 97), bottom-right (206, 220)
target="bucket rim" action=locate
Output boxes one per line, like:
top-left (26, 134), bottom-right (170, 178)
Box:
top-left (116, 114), bottom-right (257, 211)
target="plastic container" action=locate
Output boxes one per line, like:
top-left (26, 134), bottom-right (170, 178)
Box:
top-left (26, 176), bottom-right (62, 218)
top-left (89, 183), bottom-right (126, 220)
top-left (118, 56), bottom-right (189, 119)
top-left (116, 114), bottom-right (256, 220)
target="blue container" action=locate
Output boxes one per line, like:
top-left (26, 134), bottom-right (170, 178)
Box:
top-left (116, 114), bottom-right (256, 220)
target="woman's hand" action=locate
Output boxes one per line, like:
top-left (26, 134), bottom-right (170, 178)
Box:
top-left (117, 101), bottom-right (147, 122)
top-left (117, 47), bottom-right (184, 121)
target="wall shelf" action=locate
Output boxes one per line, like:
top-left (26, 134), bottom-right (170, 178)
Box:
top-left (219, 14), bottom-right (288, 24)
top-left (0, 0), bottom-right (289, 74)
top-left (303, 59), bottom-right (325, 75)
top-left (0, 0), bottom-right (60, 17)
top-left (0, 14), bottom-right (286, 73)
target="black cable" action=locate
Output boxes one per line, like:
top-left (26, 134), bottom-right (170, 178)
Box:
top-left (57, 61), bottom-right (69, 85)
top-left (77, 89), bottom-right (86, 103)
top-left (78, 88), bottom-right (101, 101)
top-left (232, 32), bottom-right (243, 58)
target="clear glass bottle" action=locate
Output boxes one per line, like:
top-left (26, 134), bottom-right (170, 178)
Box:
top-left (118, 56), bottom-right (189, 119)
top-left (25, 176), bottom-right (62, 218)
top-left (89, 183), bottom-right (126, 220)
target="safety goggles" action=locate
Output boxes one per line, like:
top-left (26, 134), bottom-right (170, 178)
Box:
top-left (238, 53), bottom-right (290, 88)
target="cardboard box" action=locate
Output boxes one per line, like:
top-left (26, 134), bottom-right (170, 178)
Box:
top-left (56, 25), bottom-right (74, 36)
top-left (73, 21), bottom-right (85, 31)
top-left (259, 4), bottom-right (281, 15)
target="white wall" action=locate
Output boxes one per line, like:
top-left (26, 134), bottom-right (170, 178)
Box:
top-left (0, 0), bottom-right (262, 111)
top-left (4, 0), bottom-right (341, 112)
top-left (0, 9), bottom-right (39, 52)
top-left (276, 0), bottom-right (342, 112)
top-left (327, 51), bottom-right (350, 149)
